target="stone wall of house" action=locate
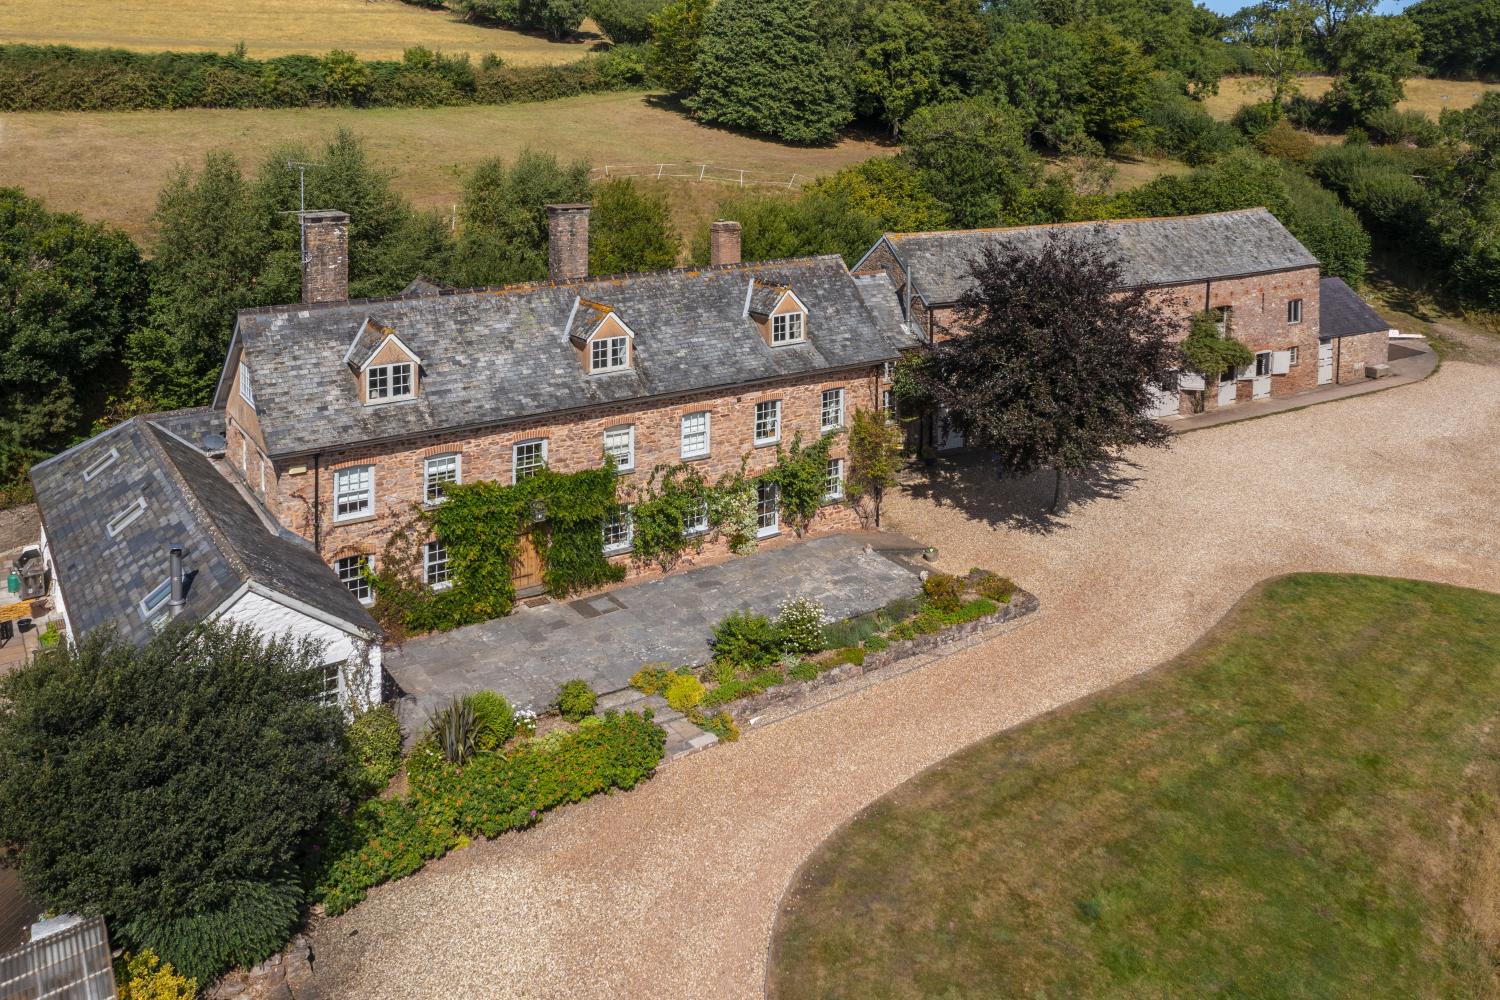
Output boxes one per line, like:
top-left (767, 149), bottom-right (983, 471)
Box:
top-left (1329, 330), bottom-right (1389, 384)
top-left (264, 367), bottom-right (883, 583)
top-left (889, 267), bottom-right (1325, 416)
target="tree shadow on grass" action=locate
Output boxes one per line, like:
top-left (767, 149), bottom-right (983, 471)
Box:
top-left (902, 452), bottom-right (1146, 535)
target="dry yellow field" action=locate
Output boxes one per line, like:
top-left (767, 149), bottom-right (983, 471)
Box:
top-left (0, 93), bottom-right (889, 242)
top-left (1204, 74), bottom-right (1500, 121)
top-left (0, 0), bottom-right (601, 63)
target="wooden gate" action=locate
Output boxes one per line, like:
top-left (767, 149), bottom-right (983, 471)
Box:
top-left (512, 529), bottom-right (546, 594)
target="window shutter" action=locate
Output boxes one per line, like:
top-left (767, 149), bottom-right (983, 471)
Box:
top-left (1237, 363), bottom-right (1254, 381)
top-left (1272, 351), bottom-right (1291, 375)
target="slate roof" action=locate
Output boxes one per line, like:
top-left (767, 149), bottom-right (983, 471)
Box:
top-left (1319, 277), bottom-right (1389, 339)
top-left (225, 256), bottom-right (910, 458)
top-left (873, 208), bottom-right (1320, 305)
top-left (853, 274), bottom-right (924, 350)
top-left (31, 416), bottom-right (376, 648)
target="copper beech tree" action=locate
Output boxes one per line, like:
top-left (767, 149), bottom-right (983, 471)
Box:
top-left (909, 229), bottom-right (1180, 511)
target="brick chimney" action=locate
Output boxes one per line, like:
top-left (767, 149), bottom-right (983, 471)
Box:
top-left (547, 203), bottom-right (591, 282)
top-left (710, 220), bottom-right (742, 267)
top-left (301, 210), bottom-right (349, 304)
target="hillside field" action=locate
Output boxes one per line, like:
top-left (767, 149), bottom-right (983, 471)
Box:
top-left (0, 0), bottom-right (598, 63)
top-left (1204, 74), bottom-right (1500, 121)
top-left (0, 93), bottom-right (888, 243)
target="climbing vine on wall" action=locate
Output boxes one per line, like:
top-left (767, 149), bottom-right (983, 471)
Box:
top-left (761, 431), bottom-right (837, 536)
top-left (370, 464), bottom-right (621, 635)
top-left (1180, 310), bottom-right (1252, 380)
top-left (629, 463), bottom-right (718, 572)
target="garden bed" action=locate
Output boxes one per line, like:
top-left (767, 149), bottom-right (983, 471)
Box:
top-left (626, 570), bottom-right (1039, 739)
top-left (723, 588), bottom-right (1039, 724)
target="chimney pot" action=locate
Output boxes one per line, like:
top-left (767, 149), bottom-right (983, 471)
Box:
top-left (301, 210), bottom-right (350, 304)
top-left (546, 203), bottom-right (591, 282)
top-left (710, 220), bottom-right (743, 267)
top-left (168, 545), bottom-right (186, 610)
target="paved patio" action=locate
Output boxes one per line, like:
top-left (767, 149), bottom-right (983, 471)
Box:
top-left (385, 533), bottom-right (923, 718)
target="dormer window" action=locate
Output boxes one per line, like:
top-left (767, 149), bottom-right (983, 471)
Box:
top-left (344, 317), bottom-right (421, 406)
top-left (591, 336), bottom-right (629, 373)
top-left (748, 282), bottom-right (809, 348)
top-left (368, 362), bottom-right (413, 401)
top-left (772, 312), bottom-right (805, 344)
top-left (569, 299), bottom-right (635, 376)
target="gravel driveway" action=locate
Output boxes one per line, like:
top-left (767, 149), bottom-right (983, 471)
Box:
top-left (311, 358), bottom-right (1500, 999)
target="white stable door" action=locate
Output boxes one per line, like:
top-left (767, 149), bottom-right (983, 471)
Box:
top-left (1217, 372), bottom-right (1238, 407)
top-left (1317, 341), bottom-right (1334, 385)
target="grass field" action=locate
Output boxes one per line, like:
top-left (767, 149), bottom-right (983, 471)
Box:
top-left (770, 574), bottom-right (1500, 999)
top-left (1205, 74), bottom-right (1500, 121)
top-left (0, 93), bottom-right (888, 242)
top-left (0, 0), bottom-right (600, 63)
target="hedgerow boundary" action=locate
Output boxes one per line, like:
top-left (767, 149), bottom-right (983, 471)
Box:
top-left (0, 43), bottom-right (646, 112)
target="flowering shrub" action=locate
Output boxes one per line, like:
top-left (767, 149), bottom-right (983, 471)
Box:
top-left (315, 711), bottom-right (664, 915)
top-left (117, 950), bottom-right (196, 1000)
top-left (775, 598), bottom-right (830, 654)
top-left (664, 673), bottom-right (706, 713)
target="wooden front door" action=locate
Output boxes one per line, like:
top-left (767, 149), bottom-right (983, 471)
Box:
top-left (512, 529), bottom-right (545, 594)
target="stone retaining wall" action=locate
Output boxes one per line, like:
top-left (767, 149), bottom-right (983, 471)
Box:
top-left (206, 935), bottom-right (319, 1000)
top-left (725, 589), bottom-right (1040, 722)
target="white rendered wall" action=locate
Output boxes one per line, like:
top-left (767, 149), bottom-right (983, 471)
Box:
top-left (217, 590), bottom-right (383, 708)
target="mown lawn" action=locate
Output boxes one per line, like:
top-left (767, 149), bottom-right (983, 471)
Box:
top-left (770, 574), bottom-right (1500, 999)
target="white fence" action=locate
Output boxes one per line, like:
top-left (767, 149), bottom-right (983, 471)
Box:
top-left (0, 916), bottom-right (115, 1000)
top-left (589, 163), bottom-right (807, 189)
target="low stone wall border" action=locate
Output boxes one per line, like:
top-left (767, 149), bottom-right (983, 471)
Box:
top-left (727, 590), bottom-right (1041, 732)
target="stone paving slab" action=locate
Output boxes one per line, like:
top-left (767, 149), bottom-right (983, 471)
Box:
top-left (387, 534), bottom-right (921, 720)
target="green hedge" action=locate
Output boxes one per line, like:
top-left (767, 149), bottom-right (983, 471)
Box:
top-left (0, 43), bottom-right (648, 112)
top-left (314, 711), bottom-right (664, 915)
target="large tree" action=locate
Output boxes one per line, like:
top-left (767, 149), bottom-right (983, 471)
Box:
top-left (908, 230), bottom-right (1179, 509)
top-left (1, 188), bottom-right (146, 490)
top-left (1229, 0), bottom-right (1317, 119)
top-left (452, 150), bottom-right (592, 286)
top-left (128, 153), bottom-right (271, 410)
top-left (133, 130), bottom-right (453, 410)
top-left (646, 0), bottom-right (712, 92)
top-left (851, 0), bottom-right (947, 138)
top-left (898, 97), bottom-right (1049, 228)
top-left (1326, 14), bottom-right (1423, 124)
top-left (686, 0), bottom-right (855, 144)
top-left (588, 178), bottom-right (682, 274)
top-left (0, 621), bottom-right (351, 984)
top-left (1406, 0), bottom-right (1500, 79)
top-left (252, 129), bottom-right (453, 302)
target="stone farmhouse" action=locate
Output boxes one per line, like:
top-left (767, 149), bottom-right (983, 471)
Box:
top-left (853, 208), bottom-right (1391, 443)
top-left (23, 202), bottom-right (1394, 707)
top-left (214, 206), bottom-right (917, 614)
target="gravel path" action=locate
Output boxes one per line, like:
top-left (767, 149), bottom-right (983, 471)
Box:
top-left (311, 359), bottom-right (1500, 999)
